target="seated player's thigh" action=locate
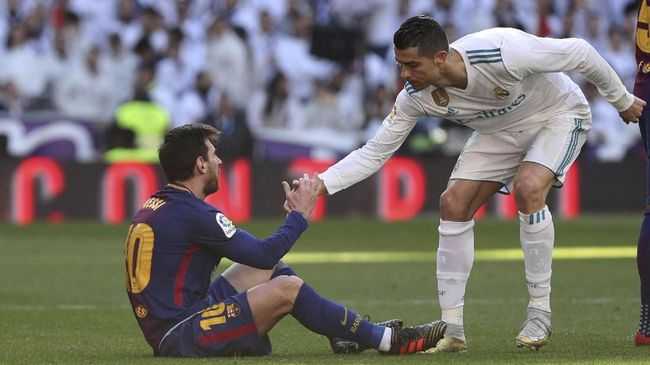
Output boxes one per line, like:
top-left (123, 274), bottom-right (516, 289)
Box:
top-left (221, 263), bottom-right (275, 293)
top-left (158, 292), bottom-right (271, 357)
top-left (524, 110), bottom-right (591, 187)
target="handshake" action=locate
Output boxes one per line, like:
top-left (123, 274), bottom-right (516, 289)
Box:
top-left (281, 174), bottom-right (326, 221)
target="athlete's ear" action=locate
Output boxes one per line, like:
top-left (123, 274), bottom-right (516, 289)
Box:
top-left (196, 155), bottom-right (207, 174)
top-left (433, 50), bottom-right (448, 64)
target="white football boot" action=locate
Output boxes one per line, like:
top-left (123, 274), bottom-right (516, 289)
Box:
top-left (426, 323), bottom-right (466, 353)
top-left (515, 307), bottom-right (552, 351)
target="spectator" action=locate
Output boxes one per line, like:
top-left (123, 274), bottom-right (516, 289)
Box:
top-left (273, 13), bottom-right (335, 100)
top-left (205, 17), bottom-right (249, 109)
top-left (104, 33), bottom-right (138, 102)
top-left (0, 23), bottom-right (52, 112)
top-left (603, 25), bottom-right (637, 91)
top-left (520, 0), bottom-right (563, 37)
top-left (584, 82), bottom-right (639, 161)
top-left (53, 45), bottom-right (119, 123)
top-left (249, 9), bottom-right (279, 88)
top-left (152, 27), bottom-right (197, 113)
top-left (493, 0), bottom-right (525, 30)
top-left (248, 72), bottom-right (303, 131)
top-left (582, 10), bottom-right (608, 52)
top-left (173, 71), bottom-right (220, 127)
top-left (105, 65), bottom-right (170, 163)
top-left (302, 76), bottom-right (363, 131)
top-left (49, 29), bottom-right (72, 79)
top-left (0, 0), bottom-right (640, 165)
top-left (122, 6), bottom-right (167, 53)
top-left (209, 93), bottom-right (253, 161)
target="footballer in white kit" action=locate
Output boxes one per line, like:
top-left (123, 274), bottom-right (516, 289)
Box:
top-left (315, 16), bottom-right (646, 352)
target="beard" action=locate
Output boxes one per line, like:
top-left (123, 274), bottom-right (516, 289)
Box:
top-left (203, 173), bottom-right (219, 197)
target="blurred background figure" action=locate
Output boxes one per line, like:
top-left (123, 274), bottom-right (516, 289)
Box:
top-left (53, 45), bottom-right (119, 123)
top-left (105, 65), bottom-right (169, 163)
top-left (0, 0), bottom-right (641, 163)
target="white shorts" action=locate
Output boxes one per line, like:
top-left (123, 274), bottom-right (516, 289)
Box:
top-left (450, 109), bottom-right (592, 193)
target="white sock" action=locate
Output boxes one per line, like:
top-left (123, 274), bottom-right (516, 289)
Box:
top-left (519, 206), bottom-right (553, 312)
top-left (378, 327), bottom-right (392, 352)
top-left (437, 219), bottom-right (475, 338)
top-left (441, 307), bottom-right (463, 328)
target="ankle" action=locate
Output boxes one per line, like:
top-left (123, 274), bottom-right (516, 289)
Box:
top-left (528, 296), bottom-right (551, 312)
top-left (441, 307), bottom-right (464, 326)
top-left (445, 323), bottom-right (465, 341)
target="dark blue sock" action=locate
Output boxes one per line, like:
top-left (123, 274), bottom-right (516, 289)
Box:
top-left (272, 261), bottom-right (297, 278)
top-left (291, 283), bottom-right (385, 349)
top-left (638, 213), bottom-right (650, 335)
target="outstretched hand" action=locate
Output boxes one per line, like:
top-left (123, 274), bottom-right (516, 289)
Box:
top-left (620, 96), bottom-right (646, 124)
top-left (282, 174), bottom-right (320, 221)
top-left (289, 175), bottom-right (328, 196)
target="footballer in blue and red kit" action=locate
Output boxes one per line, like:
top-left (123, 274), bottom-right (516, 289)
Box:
top-left (636, 0), bottom-right (650, 346)
top-left (125, 124), bottom-right (448, 357)
top-left (125, 185), bottom-right (307, 356)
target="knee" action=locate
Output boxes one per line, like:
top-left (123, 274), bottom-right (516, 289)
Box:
top-left (271, 275), bottom-right (304, 309)
top-left (512, 177), bottom-right (546, 210)
top-left (440, 189), bottom-right (471, 220)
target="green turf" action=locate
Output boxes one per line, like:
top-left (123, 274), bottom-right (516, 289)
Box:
top-left (1, 216), bottom-right (649, 364)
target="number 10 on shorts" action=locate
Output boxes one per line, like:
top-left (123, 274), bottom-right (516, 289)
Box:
top-left (200, 303), bottom-right (226, 331)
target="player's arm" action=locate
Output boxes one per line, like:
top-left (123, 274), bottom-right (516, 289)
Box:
top-left (217, 213), bottom-right (308, 269)
top-left (317, 90), bottom-right (422, 195)
top-left (191, 209), bottom-right (307, 269)
top-left (193, 178), bottom-right (318, 269)
top-left (501, 29), bottom-right (645, 121)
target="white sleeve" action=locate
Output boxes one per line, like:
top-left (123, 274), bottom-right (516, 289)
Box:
top-left (318, 90), bottom-right (423, 195)
top-left (501, 29), bottom-right (635, 112)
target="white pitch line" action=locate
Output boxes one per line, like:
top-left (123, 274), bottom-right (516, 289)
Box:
top-left (276, 246), bottom-right (637, 264)
top-left (0, 298), bottom-right (638, 311)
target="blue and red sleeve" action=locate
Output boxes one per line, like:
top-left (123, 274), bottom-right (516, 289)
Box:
top-left (193, 208), bottom-right (309, 269)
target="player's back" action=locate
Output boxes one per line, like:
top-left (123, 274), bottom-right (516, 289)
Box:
top-left (124, 186), bottom-right (223, 349)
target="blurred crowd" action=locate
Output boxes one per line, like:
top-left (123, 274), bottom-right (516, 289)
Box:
top-left (0, 0), bottom-right (643, 162)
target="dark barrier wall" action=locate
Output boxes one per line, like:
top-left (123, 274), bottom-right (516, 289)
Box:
top-left (0, 156), bottom-right (645, 224)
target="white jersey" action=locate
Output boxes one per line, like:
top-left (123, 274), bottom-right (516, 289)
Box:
top-left (320, 28), bottom-right (635, 195)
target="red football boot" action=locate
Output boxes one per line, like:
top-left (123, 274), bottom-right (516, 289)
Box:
top-left (635, 331), bottom-right (650, 346)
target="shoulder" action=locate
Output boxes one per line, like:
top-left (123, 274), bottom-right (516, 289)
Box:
top-left (451, 29), bottom-right (507, 68)
top-left (214, 210), bottom-right (237, 239)
top-left (193, 201), bottom-right (237, 239)
top-left (452, 28), bottom-right (526, 55)
top-left (395, 85), bottom-right (429, 118)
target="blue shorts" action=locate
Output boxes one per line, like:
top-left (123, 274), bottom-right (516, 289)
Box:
top-left (158, 276), bottom-right (272, 357)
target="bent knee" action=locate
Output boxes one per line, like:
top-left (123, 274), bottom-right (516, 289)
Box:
top-left (512, 179), bottom-right (546, 203)
top-left (271, 275), bottom-right (304, 306)
top-left (440, 190), bottom-right (471, 220)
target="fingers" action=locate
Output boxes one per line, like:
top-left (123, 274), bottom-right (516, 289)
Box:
top-left (292, 174), bottom-right (315, 188)
top-left (282, 181), bottom-right (291, 195)
top-left (288, 173), bottom-right (323, 197)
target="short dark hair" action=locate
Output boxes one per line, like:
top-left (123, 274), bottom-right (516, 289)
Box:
top-left (393, 15), bottom-right (448, 55)
top-left (158, 124), bottom-right (221, 182)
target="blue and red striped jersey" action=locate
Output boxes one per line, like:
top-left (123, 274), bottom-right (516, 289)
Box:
top-left (636, 0), bottom-right (650, 99)
top-left (124, 185), bottom-right (308, 350)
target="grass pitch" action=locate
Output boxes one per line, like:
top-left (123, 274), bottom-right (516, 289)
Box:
top-left (1, 216), bottom-right (649, 364)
